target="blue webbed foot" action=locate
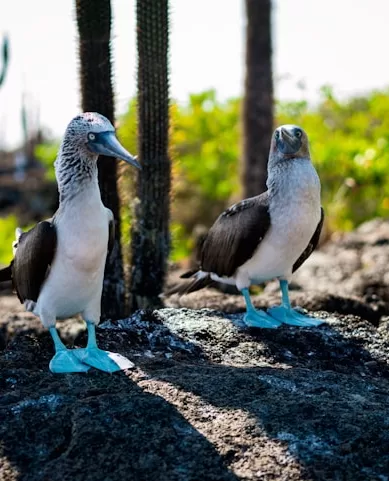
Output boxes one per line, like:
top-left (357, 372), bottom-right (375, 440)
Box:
top-left (49, 327), bottom-right (90, 373)
top-left (267, 279), bottom-right (324, 327)
top-left (74, 321), bottom-right (134, 373)
top-left (240, 287), bottom-right (281, 329)
top-left (72, 347), bottom-right (134, 373)
top-left (49, 350), bottom-right (90, 373)
top-left (268, 305), bottom-right (323, 327)
top-left (244, 309), bottom-right (281, 329)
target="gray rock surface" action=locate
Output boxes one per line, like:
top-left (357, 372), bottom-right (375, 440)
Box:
top-left (1, 218), bottom-right (389, 481)
top-left (1, 301), bottom-right (388, 481)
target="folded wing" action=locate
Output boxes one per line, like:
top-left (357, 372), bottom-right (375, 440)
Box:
top-left (12, 221), bottom-right (57, 303)
top-left (201, 192), bottom-right (271, 277)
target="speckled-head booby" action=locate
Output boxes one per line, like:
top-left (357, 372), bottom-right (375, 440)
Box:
top-left (169, 125), bottom-right (324, 329)
top-left (0, 112), bottom-right (140, 373)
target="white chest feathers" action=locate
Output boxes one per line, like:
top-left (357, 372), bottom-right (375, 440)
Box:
top-left (56, 188), bottom-right (110, 272)
top-left (236, 159), bottom-right (321, 287)
top-left (34, 186), bottom-right (111, 322)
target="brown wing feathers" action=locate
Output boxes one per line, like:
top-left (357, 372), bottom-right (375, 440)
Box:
top-left (167, 193), bottom-right (271, 295)
top-left (201, 193), bottom-right (271, 277)
top-left (12, 222), bottom-right (57, 303)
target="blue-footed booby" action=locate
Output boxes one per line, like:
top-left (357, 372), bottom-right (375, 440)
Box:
top-left (169, 125), bottom-right (324, 329)
top-left (0, 112), bottom-right (140, 373)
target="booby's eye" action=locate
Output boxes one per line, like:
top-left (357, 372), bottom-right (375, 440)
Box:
top-left (295, 130), bottom-right (302, 138)
top-left (275, 131), bottom-right (280, 140)
top-left (88, 133), bottom-right (96, 141)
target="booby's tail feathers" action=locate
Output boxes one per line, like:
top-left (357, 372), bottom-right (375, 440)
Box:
top-left (0, 265), bottom-right (12, 283)
top-left (180, 269), bottom-right (199, 279)
top-left (165, 271), bottom-right (214, 296)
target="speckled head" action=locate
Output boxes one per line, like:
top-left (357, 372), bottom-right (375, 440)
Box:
top-left (62, 112), bottom-right (140, 169)
top-left (270, 125), bottom-right (310, 160)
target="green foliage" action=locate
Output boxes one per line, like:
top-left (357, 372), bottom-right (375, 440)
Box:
top-left (173, 90), bottom-right (240, 202)
top-left (119, 90), bottom-right (242, 261)
top-left (170, 91), bottom-right (242, 254)
top-left (0, 142), bottom-right (56, 266)
top-left (34, 142), bottom-right (58, 181)
top-left (23, 87), bottom-right (389, 264)
top-left (0, 216), bottom-right (36, 266)
top-left (0, 215), bottom-right (18, 265)
top-left (117, 99), bottom-right (138, 267)
top-left (162, 87), bottom-right (389, 258)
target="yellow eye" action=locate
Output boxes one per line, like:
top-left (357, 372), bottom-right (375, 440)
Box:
top-left (295, 130), bottom-right (302, 138)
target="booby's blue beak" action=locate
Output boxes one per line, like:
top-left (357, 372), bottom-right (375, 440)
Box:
top-left (88, 131), bottom-right (141, 169)
top-left (277, 128), bottom-right (301, 155)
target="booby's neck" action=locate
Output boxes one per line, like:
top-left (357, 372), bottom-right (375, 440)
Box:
top-left (55, 141), bottom-right (99, 204)
top-left (266, 157), bottom-right (320, 205)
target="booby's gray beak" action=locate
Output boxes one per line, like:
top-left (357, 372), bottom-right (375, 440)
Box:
top-left (277, 128), bottom-right (301, 155)
top-left (280, 127), bottom-right (295, 144)
top-left (89, 131), bottom-right (141, 169)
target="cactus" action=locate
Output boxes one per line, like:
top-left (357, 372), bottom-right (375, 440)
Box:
top-left (0, 35), bottom-right (9, 89)
top-left (75, 0), bottom-right (126, 319)
top-left (129, 0), bottom-right (171, 310)
top-left (242, 0), bottom-right (273, 197)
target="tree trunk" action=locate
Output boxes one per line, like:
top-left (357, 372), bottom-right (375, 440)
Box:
top-left (129, 0), bottom-right (171, 310)
top-left (75, 0), bottom-right (126, 320)
top-left (242, 0), bottom-right (273, 198)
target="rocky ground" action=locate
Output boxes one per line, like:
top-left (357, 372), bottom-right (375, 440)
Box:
top-left (1, 219), bottom-right (389, 481)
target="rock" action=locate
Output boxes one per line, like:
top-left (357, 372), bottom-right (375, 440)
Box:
top-left (1, 219), bottom-right (389, 480)
top-left (0, 298), bottom-right (388, 481)
top-left (292, 218), bottom-right (389, 306)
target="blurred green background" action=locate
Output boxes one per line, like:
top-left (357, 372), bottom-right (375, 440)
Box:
top-left (2, 86), bottom-right (389, 264)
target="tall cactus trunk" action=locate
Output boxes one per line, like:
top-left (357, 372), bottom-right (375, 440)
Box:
top-left (242, 0), bottom-right (273, 198)
top-left (129, 0), bottom-right (171, 310)
top-left (75, 0), bottom-right (126, 320)
top-left (0, 35), bottom-right (9, 89)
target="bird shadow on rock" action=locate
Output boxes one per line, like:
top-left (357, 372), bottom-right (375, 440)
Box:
top-left (0, 311), bottom-right (239, 481)
top-left (148, 361), bottom-right (389, 481)
top-left (139, 308), bottom-right (389, 481)
top-left (1, 308), bottom-right (389, 481)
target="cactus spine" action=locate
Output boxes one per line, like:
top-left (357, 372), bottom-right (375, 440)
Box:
top-left (129, 0), bottom-right (171, 310)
